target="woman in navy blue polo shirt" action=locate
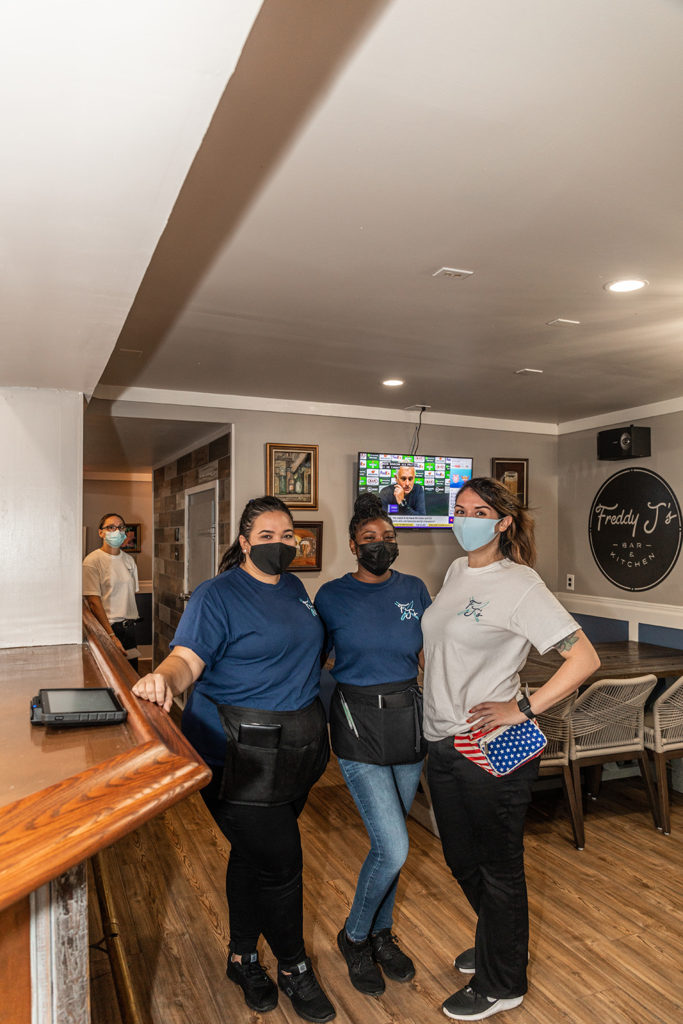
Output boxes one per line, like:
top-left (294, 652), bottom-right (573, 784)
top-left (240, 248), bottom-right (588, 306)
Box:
top-left (133, 496), bottom-right (334, 1024)
top-left (315, 492), bottom-right (431, 998)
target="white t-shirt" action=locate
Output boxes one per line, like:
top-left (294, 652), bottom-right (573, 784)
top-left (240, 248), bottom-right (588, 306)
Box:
top-left (82, 548), bottom-right (139, 621)
top-left (421, 557), bottom-right (578, 741)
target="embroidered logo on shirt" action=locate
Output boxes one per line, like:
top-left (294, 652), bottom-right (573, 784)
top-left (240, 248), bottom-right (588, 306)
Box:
top-left (457, 597), bottom-right (490, 623)
top-left (395, 600), bottom-right (419, 621)
top-left (299, 598), bottom-right (318, 616)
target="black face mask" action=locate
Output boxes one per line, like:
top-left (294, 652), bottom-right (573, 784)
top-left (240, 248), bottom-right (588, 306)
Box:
top-left (356, 541), bottom-right (399, 576)
top-left (248, 541), bottom-right (297, 575)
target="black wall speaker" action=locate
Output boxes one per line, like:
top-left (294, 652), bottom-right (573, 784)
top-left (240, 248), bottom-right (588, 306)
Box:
top-left (597, 424), bottom-right (651, 461)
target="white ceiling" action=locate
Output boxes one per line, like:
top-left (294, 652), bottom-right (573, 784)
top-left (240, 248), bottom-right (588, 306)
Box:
top-left (97, 0), bottom-right (683, 430)
top-left (2, 0), bottom-right (262, 393)
top-left (5, 2), bottom-right (683, 470)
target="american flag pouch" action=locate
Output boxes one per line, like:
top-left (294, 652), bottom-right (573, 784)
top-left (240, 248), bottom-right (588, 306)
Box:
top-left (473, 719), bottom-right (547, 777)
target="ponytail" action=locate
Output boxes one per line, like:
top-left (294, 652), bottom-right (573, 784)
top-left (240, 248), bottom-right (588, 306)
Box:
top-left (349, 491), bottom-right (394, 540)
top-left (218, 495), bottom-right (293, 573)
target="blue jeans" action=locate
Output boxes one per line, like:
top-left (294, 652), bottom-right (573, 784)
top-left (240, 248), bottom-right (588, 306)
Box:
top-left (338, 758), bottom-right (424, 941)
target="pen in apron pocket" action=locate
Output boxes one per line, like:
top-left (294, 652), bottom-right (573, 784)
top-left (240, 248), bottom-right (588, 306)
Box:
top-left (338, 690), bottom-right (359, 738)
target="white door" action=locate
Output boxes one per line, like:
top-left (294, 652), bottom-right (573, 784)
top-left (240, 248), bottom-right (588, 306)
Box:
top-left (183, 482), bottom-right (219, 602)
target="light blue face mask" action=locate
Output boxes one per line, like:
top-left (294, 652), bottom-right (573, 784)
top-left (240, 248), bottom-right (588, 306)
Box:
top-left (103, 530), bottom-right (127, 548)
top-left (451, 516), bottom-right (502, 552)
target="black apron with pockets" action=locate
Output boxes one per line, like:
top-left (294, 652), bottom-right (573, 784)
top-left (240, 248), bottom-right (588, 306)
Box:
top-left (330, 679), bottom-right (425, 765)
top-left (211, 696), bottom-right (330, 806)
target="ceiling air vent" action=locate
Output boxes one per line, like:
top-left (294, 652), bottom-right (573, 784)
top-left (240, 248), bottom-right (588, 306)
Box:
top-left (432, 267), bottom-right (474, 279)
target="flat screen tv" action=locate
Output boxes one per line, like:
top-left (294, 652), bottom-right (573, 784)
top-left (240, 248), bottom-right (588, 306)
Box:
top-left (357, 452), bottom-right (473, 529)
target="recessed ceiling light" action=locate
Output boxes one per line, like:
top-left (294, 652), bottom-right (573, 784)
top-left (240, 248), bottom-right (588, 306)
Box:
top-left (432, 267), bottom-right (474, 279)
top-left (514, 368), bottom-right (544, 375)
top-left (546, 318), bottom-right (581, 326)
top-left (604, 279), bottom-right (648, 293)
top-left (382, 378), bottom-right (404, 387)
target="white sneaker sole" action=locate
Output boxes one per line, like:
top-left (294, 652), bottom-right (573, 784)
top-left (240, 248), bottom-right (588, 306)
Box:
top-left (442, 995), bottom-right (523, 1020)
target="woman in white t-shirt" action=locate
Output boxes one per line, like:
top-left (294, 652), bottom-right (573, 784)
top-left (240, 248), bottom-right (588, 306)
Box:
top-left (421, 477), bottom-right (599, 1023)
top-left (83, 512), bottom-right (140, 670)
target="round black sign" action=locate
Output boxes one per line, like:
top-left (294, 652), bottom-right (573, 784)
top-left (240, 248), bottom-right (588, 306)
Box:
top-left (589, 469), bottom-right (682, 591)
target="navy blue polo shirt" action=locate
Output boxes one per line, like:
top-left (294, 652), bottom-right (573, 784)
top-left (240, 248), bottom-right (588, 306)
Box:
top-left (175, 566), bottom-right (323, 766)
top-left (314, 571), bottom-right (431, 686)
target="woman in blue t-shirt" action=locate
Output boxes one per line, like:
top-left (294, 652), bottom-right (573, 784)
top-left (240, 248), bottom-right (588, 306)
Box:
top-left (315, 492), bottom-right (431, 998)
top-left (133, 496), bottom-right (335, 1024)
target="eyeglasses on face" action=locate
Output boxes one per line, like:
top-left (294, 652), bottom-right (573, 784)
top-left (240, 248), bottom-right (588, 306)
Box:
top-left (101, 523), bottom-right (127, 532)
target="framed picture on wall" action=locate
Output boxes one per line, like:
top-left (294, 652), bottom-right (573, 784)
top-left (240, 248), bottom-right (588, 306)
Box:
top-left (122, 523), bottom-right (142, 553)
top-left (289, 522), bottom-right (323, 572)
top-left (490, 459), bottom-right (529, 508)
top-left (266, 443), bottom-right (319, 510)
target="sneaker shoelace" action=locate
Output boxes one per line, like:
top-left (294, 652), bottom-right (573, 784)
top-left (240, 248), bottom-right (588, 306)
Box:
top-left (375, 932), bottom-right (403, 959)
top-left (349, 941), bottom-right (376, 972)
top-left (235, 956), bottom-right (269, 986)
top-left (289, 965), bottom-right (321, 998)
top-left (242, 960), bottom-right (266, 978)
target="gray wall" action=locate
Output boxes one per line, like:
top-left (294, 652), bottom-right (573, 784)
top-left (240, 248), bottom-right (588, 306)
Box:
top-left (558, 411), bottom-right (683, 605)
top-left (228, 409), bottom-right (559, 597)
top-left (133, 401), bottom-right (559, 597)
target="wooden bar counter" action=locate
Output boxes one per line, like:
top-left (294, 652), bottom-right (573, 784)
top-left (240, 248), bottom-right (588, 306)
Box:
top-left (0, 605), bottom-right (211, 1023)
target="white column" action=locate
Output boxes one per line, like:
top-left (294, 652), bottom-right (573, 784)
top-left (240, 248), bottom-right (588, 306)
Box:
top-left (0, 388), bottom-right (83, 647)
top-left (31, 864), bottom-right (89, 1024)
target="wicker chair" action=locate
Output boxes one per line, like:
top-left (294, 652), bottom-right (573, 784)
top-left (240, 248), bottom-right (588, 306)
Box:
top-left (533, 690), bottom-right (582, 848)
top-left (569, 675), bottom-right (659, 849)
top-left (644, 675), bottom-right (683, 835)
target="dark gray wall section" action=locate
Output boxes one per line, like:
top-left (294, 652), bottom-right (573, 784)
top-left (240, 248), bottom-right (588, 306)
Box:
top-left (639, 623), bottom-right (683, 651)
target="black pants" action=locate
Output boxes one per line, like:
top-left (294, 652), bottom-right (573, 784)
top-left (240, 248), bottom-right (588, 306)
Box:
top-left (111, 620), bottom-right (138, 673)
top-left (427, 739), bottom-right (539, 999)
top-left (202, 772), bottom-right (309, 965)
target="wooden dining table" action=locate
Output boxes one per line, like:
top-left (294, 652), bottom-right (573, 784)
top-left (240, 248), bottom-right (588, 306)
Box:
top-left (520, 640), bottom-right (683, 687)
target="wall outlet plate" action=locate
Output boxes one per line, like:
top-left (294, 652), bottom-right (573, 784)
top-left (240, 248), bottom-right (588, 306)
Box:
top-left (566, 573), bottom-right (575, 591)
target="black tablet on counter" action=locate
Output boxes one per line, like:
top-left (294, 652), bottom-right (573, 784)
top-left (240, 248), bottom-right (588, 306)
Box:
top-left (30, 688), bottom-right (128, 727)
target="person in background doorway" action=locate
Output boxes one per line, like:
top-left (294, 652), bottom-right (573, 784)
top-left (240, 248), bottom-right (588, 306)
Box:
top-left (83, 512), bottom-right (140, 671)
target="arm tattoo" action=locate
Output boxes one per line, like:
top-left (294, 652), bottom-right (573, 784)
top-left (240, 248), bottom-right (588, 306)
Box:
top-left (553, 630), bottom-right (579, 654)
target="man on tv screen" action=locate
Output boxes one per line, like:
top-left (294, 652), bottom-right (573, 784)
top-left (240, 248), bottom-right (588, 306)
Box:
top-left (379, 464), bottom-right (426, 516)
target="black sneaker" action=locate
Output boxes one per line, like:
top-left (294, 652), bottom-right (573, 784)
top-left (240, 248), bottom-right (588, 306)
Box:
top-left (226, 951), bottom-right (278, 1012)
top-left (336, 928), bottom-right (385, 995)
top-left (278, 957), bottom-right (336, 1023)
top-left (453, 947), bottom-right (475, 973)
top-left (371, 929), bottom-right (415, 982)
top-left (442, 983), bottom-right (523, 1020)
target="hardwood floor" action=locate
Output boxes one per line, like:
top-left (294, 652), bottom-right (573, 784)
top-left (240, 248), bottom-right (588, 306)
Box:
top-left (89, 761), bottom-right (683, 1024)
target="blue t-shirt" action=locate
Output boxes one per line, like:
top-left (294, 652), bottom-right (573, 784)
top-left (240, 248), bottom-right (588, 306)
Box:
top-left (314, 571), bottom-right (431, 687)
top-left (174, 566), bottom-right (324, 766)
